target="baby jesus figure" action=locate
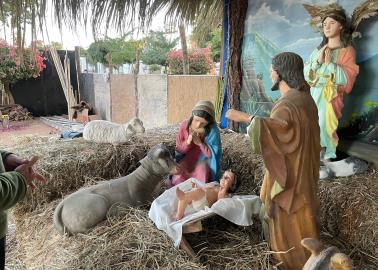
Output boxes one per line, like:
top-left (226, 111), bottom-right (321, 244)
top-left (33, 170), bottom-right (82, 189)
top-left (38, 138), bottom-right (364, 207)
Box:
top-left (175, 170), bottom-right (237, 220)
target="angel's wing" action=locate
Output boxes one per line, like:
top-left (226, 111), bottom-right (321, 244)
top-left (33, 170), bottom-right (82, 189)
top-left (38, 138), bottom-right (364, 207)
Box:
top-left (351, 0), bottom-right (378, 33)
top-left (303, 3), bottom-right (343, 32)
top-left (303, 4), bottom-right (323, 31)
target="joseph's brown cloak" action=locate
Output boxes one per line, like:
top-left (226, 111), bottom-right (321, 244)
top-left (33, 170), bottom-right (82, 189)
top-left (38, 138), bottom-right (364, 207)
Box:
top-left (249, 88), bottom-right (320, 270)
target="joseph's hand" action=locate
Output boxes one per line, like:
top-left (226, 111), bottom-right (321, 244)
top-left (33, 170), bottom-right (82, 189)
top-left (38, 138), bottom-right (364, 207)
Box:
top-left (4, 154), bottom-right (28, 171)
top-left (15, 156), bottom-right (47, 189)
top-left (226, 109), bottom-right (253, 124)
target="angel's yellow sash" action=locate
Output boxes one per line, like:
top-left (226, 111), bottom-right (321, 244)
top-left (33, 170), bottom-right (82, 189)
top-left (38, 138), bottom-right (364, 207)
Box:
top-left (323, 74), bottom-right (338, 145)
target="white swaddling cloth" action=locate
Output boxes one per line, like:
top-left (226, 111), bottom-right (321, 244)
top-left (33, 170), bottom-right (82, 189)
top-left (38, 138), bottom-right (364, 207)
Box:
top-left (148, 178), bottom-right (262, 247)
top-left (191, 193), bottom-right (209, 211)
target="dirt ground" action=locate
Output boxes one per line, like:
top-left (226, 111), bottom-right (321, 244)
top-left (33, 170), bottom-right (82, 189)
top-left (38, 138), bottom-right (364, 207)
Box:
top-left (0, 118), bottom-right (59, 147)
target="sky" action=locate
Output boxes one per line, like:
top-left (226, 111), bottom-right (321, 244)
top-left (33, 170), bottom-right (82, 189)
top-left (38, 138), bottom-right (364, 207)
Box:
top-left (42, 9), bottom-right (178, 50)
top-left (0, 4), bottom-right (185, 50)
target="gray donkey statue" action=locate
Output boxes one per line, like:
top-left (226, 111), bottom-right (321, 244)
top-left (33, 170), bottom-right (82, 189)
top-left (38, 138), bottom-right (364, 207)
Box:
top-left (53, 143), bottom-right (177, 235)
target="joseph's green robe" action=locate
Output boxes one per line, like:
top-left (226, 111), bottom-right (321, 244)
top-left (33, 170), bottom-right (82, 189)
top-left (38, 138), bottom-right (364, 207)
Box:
top-left (0, 150), bottom-right (27, 238)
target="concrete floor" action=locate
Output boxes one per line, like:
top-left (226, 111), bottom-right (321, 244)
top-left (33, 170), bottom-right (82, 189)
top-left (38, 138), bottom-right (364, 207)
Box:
top-left (0, 118), bottom-right (59, 147)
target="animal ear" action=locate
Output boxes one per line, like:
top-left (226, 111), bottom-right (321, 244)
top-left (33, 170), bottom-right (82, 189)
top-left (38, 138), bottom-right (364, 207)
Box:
top-left (301, 238), bottom-right (323, 255)
top-left (157, 158), bottom-right (169, 170)
top-left (152, 146), bottom-right (164, 158)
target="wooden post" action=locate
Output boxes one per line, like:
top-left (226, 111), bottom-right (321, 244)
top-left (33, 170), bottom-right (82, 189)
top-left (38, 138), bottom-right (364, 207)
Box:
top-left (75, 46), bottom-right (82, 102)
top-left (49, 47), bottom-right (76, 120)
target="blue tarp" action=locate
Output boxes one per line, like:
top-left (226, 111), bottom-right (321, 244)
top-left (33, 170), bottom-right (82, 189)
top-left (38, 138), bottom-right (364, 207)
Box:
top-left (220, 0), bottom-right (230, 129)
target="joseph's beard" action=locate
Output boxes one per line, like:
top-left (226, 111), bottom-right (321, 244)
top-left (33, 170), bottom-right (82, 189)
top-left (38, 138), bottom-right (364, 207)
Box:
top-left (271, 79), bottom-right (280, 91)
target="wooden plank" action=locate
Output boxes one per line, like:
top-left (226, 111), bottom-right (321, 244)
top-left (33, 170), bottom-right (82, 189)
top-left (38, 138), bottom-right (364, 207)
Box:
top-left (180, 212), bottom-right (217, 258)
top-left (183, 212), bottom-right (216, 225)
top-left (167, 75), bottom-right (218, 124)
top-left (110, 75), bottom-right (136, 124)
top-left (40, 116), bottom-right (84, 132)
top-left (338, 139), bottom-right (378, 164)
top-left (180, 236), bottom-right (196, 258)
top-left (183, 220), bottom-right (202, 234)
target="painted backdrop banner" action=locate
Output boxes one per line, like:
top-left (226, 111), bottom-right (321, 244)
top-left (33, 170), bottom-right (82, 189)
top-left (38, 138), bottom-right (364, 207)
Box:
top-left (241, 0), bottom-right (378, 142)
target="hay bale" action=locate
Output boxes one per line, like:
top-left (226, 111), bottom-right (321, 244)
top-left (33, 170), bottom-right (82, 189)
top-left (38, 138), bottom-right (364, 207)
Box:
top-left (11, 134), bottom-right (59, 145)
top-left (9, 126), bottom-right (263, 215)
top-left (221, 131), bottom-right (378, 266)
top-left (8, 126), bottom-right (179, 215)
top-left (5, 217), bottom-right (25, 270)
top-left (7, 127), bottom-right (271, 269)
top-left (220, 131), bottom-right (264, 194)
top-left (185, 217), bottom-right (271, 269)
top-left (319, 169), bottom-right (378, 259)
top-left (12, 200), bottom-right (270, 269)
top-left (10, 139), bottom-right (149, 214)
top-left (7, 125), bottom-right (377, 268)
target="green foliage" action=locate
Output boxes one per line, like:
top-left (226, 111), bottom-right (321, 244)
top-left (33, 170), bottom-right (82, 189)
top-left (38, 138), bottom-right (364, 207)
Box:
top-left (190, 25), bottom-right (222, 63)
top-left (86, 38), bottom-right (138, 68)
top-left (86, 40), bottom-right (108, 65)
top-left (0, 1), bottom-right (32, 23)
top-left (148, 64), bottom-right (161, 73)
top-left (189, 0), bottom-right (222, 49)
top-left (78, 47), bottom-right (88, 58)
top-left (141, 31), bottom-right (178, 67)
top-left (191, 26), bottom-right (213, 48)
top-left (51, 41), bottom-right (64, 50)
top-left (208, 27), bottom-right (221, 62)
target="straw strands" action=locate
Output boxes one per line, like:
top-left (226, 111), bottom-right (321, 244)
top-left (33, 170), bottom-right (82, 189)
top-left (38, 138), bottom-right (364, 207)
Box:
top-left (5, 125), bottom-right (378, 269)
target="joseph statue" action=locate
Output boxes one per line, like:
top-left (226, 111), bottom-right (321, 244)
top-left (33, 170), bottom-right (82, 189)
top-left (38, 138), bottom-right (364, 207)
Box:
top-left (227, 52), bottom-right (321, 270)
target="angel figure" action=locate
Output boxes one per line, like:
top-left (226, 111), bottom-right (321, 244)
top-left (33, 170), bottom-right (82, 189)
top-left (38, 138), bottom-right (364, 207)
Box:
top-left (303, 1), bottom-right (378, 162)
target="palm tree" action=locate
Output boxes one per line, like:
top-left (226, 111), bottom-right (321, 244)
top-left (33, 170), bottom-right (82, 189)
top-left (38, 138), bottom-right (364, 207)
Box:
top-left (178, 23), bottom-right (189, 74)
top-left (0, 1), bottom-right (223, 37)
top-left (0, 0), bottom-right (247, 126)
top-left (0, 0), bottom-right (222, 75)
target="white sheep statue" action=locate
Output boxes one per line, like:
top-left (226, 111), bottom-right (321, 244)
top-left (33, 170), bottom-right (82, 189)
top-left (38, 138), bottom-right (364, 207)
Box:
top-left (83, 117), bottom-right (145, 144)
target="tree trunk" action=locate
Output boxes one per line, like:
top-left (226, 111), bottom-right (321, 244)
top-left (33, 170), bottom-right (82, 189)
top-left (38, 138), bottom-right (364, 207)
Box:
top-left (1, 81), bottom-right (15, 105)
top-left (134, 48), bottom-right (141, 75)
top-left (179, 23), bottom-right (189, 74)
top-left (227, 0), bottom-right (248, 130)
top-left (134, 47), bottom-right (142, 118)
top-left (106, 52), bottom-right (113, 74)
